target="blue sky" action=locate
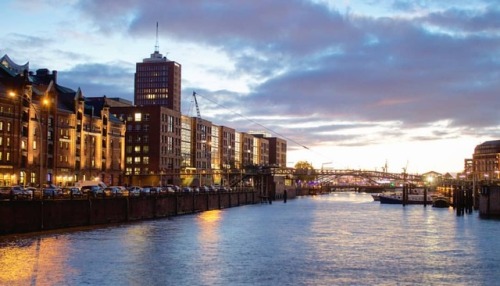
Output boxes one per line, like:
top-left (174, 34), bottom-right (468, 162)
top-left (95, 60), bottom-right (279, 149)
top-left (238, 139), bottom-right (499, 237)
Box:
top-left (1, 0), bottom-right (499, 174)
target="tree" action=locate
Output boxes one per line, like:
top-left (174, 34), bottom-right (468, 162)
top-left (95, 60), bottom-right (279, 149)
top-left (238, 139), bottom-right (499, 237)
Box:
top-left (294, 161), bottom-right (316, 182)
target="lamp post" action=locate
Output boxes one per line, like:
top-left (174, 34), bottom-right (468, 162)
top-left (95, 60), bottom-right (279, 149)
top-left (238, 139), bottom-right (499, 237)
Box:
top-left (9, 91), bottom-right (47, 188)
top-left (226, 145), bottom-right (231, 188)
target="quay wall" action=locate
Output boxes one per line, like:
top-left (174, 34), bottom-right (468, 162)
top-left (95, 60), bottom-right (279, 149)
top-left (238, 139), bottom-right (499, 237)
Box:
top-left (0, 191), bottom-right (260, 235)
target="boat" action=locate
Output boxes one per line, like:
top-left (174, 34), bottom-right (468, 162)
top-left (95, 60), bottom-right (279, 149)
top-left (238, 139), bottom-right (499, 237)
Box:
top-left (371, 193), bottom-right (381, 201)
top-left (379, 193), bottom-right (434, 205)
top-left (432, 197), bottom-right (450, 208)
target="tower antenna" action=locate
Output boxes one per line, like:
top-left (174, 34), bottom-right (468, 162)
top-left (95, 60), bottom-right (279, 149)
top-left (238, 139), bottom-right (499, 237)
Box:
top-left (155, 22), bottom-right (159, 53)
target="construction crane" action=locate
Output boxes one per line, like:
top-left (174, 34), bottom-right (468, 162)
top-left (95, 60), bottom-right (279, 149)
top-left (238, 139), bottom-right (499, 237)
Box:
top-left (192, 91), bottom-right (201, 119)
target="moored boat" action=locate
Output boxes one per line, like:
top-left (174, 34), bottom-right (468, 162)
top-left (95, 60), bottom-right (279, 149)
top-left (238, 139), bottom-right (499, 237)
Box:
top-left (379, 193), bottom-right (434, 205)
top-left (432, 197), bottom-right (450, 208)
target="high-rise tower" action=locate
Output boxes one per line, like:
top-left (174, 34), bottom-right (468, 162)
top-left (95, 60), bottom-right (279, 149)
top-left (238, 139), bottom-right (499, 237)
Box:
top-left (134, 24), bottom-right (181, 111)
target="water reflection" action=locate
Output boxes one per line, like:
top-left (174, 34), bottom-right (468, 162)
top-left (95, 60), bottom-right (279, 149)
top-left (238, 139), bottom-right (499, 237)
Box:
top-left (0, 235), bottom-right (72, 285)
top-left (195, 210), bottom-right (222, 285)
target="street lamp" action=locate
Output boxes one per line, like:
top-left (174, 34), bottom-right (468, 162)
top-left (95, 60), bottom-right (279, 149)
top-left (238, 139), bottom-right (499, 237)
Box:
top-left (226, 145), bottom-right (231, 188)
top-left (9, 91), bottom-right (47, 188)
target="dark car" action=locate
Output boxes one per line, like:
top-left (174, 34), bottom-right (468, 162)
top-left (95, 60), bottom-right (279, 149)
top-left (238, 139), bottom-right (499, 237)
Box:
top-left (42, 187), bottom-right (61, 199)
top-left (103, 186), bottom-right (126, 197)
top-left (61, 187), bottom-right (83, 199)
top-left (0, 186), bottom-right (31, 200)
top-left (127, 186), bottom-right (141, 197)
top-left (81, 186), bottom-right (104, 198)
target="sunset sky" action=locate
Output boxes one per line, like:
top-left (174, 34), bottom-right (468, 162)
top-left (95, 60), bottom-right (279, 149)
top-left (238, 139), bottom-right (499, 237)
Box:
top-left (1, 0), bottom-right (499, 174)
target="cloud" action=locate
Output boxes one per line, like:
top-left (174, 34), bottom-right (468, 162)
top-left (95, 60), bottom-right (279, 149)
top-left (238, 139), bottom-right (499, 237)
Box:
top-left (57, 62), bottom-right (135, 100)
top-left (17, 0), bottom-right (496, 171)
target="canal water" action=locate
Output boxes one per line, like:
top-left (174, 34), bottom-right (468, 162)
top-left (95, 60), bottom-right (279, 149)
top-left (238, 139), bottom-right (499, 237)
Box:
top-left (1, 192), bottom-right (500, 285)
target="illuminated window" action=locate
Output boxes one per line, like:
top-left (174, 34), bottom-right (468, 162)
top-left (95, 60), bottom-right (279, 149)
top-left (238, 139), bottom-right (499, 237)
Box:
top-left (0, 122), bottom-right (3, 131)
top-left (33, 140), bottom-right (37, 150)
top-left (143, 157), bottom-right (149, 164)
top-left (7, 123), bottom-right (10, 132)
top-left (6, 152), bottom-right (9, 161)
top-left (134, 113), bottom-right (142, 122)
top-left (143, 146), bottom-right (149, 153)
top-left (134, 157), bottom-right (141, 163)
top-left (21, 141), bottom-right (26, 150)
top-left (126, 157), bottom-right (132, 164)
top-left (134, 146), bottom-right (141, 152)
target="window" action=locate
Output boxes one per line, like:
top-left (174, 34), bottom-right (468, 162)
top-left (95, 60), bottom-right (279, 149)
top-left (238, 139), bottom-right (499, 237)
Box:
top-left (134, 146), bottom-right (141, 152)
top-left (33, 140), bottom-right (37, 150)
top-left (134, 113), bottom-right (142, 122)
top-left (7, 122), bottom-right (10, 132)
top-left (143, 157), bottom-right (149, 164)
top-left (134, 157), bottom-right (141, 163)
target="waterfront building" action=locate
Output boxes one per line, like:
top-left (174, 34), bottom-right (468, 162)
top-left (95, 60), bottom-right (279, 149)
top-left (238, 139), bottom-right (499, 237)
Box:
top-left (473, 140), bottom-right (500, 181)
top-left (269, 137), bottom-right (287, 167)
top-left (109, 103), bottom-right (182, 186)
top-left (0, 51), bottom-right (288, 190)
top-left (134, 48), bottom-right (181, 111)
top-left (239, 132), bottom-right (255, 167)
top-left (0, 55), bottom-right (126, 187)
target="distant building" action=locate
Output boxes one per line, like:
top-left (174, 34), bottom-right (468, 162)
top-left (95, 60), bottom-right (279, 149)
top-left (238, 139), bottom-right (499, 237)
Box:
top-left (134, 49), bottom-right (181, 112)
top-left (473, 140), bottom-right (500, 181)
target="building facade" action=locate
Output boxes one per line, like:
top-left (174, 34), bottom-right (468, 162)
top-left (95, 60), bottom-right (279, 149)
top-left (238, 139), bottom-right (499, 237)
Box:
top-left (0, 55), bottom-right (126, 187)
top-left (109, 103), bottom-right (182, 186)
top-left (473, 140), bottom-right (500, 181)
top-left (134, 50), bottom-right (181, 112)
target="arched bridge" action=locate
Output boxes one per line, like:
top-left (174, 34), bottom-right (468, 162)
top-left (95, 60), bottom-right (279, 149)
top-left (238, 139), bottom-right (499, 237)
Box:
top-left (245, 166), bottom-right (424, 187)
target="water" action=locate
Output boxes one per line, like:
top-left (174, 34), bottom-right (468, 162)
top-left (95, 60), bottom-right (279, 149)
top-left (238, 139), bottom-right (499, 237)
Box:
top-left (1, 192), bottom-right (500, 285)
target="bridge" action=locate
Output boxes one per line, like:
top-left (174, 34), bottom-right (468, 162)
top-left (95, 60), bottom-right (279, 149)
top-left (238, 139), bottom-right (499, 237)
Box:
top-left (243, 166), bottom-right (425, 188)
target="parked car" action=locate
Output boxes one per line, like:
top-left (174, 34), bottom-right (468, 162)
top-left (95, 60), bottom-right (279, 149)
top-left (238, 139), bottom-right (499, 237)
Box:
top-left (103, 186), bottom-right (123, 197)
top-left (81, 185), bottom-right (104, 198)
top-left (60, 187), bottom-right (83, 199)
top-left (163, 186), bottom-right (176, 193)
top-left (0, 186), bottom-right (32, 200)
top-left (42, 187), bottom-right (61, 199)
top-left (148, 187), bottom-right (163, 196)
top-left (25, 187), bottom-right (40, 200)
top-left (182, 187), bottom-right (193, 193)
top-left (165, 185), bottom-right (180, 192)
top-left (140, 187), bottom-right (152, 196)
top-left (110, 186), bottom-right (127, 197)
top-left (127, 186), bottom-right (141, 197)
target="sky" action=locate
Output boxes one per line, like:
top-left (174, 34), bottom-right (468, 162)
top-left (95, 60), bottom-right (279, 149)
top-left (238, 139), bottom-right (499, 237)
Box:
top-left (1, 0), bottom-right (499, 174)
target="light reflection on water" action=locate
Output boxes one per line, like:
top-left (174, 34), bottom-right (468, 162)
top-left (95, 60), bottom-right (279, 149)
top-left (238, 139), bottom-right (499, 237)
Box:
top-left (1, 192), bottom-right (500, 285)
